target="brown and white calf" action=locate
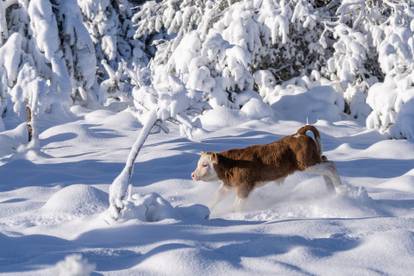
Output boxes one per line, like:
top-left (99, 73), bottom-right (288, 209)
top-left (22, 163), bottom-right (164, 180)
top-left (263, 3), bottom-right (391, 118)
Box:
top-left (191, 125), bottom-right (344, 211)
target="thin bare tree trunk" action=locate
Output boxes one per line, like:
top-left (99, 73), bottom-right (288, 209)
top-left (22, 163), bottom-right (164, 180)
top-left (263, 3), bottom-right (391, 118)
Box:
top-left (25, 105), bottom-right (33, 142)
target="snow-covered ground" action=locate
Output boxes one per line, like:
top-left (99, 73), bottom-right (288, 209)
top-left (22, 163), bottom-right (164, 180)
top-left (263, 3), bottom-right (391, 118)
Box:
top-left (0, 107), bottom-right (414, 275)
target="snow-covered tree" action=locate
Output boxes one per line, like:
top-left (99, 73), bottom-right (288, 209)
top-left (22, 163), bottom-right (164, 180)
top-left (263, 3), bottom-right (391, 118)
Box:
top-left (365, 2), bottom-right (414, 139)
top-left (78, 0), bottom-right (149, 104)
top-left (2, 0), bottom-right (414, 147)
top-left (28, 0), bottom-right (97, 105)
top-left (0, 0), bottom-right (97, 144)
top-left (133, 0), bottom-right (413, 138)
top-left (134, 0), bottom-right (334, 117)
top-left (326, 0), bottom-right (414, 138)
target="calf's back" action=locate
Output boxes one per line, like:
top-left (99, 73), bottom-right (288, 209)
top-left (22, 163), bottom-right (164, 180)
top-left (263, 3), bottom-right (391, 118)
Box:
top-left (213, 134), bottom-right (322, 187)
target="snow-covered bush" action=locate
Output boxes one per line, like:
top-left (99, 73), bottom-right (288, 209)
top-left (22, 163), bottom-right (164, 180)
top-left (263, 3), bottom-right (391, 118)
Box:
top-left (322, 0), bottom-right (414, 134)
top-left (141, 0), bottom-right (331, 113)
top-left (364, 2), bottom-right (414, 139)
top-left (367, 74), bottom-right (414, 140)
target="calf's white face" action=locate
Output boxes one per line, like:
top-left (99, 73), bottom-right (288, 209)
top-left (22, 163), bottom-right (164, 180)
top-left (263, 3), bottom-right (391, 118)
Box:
top-left (191, 152), bottom-right (219, 182)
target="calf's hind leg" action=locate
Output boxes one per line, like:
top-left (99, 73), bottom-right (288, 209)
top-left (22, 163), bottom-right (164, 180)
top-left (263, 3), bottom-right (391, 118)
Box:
top-left (322, 175), bottom-right (335, 192)
top-left (305, 161), bottom-right (344, 193)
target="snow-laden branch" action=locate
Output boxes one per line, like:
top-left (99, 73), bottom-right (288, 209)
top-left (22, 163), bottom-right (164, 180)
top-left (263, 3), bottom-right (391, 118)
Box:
top-left (106, 68), bottom-right (208, 221)
top-left (108, 108), bottom-right (158, 220)
top-left (107, 106), bottom-right (204, 220)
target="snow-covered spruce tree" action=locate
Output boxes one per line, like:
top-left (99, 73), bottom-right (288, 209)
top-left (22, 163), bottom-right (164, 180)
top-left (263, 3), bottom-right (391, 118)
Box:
top-left (0, 4), bottom-right (48, 143)
top-left (0, 0), bottom-right (97, 145)
top-left (77, 0), bottom-right (149, 105)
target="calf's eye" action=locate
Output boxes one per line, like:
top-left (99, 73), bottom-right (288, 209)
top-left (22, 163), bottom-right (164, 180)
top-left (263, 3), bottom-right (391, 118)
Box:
top-left (202, 163), bottom-right (208, 167)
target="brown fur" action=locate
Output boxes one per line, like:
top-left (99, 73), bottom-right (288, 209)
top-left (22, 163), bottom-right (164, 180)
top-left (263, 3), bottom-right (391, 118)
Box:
top-left (210, 125), bottom-right (325, 199)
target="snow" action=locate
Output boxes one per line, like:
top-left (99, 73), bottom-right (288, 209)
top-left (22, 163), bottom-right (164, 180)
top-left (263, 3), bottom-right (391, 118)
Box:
top-left (130, 0), bottom-right (413, 140)
top-left (1, 108), bottom-right (414, 275)
top-left (0, 32), bottom-right (23, 86)
top-left (55, 254), bottom-right (95, 276)
top-left (328, 24), bottom-right (369, 84)
top-left (28, 0), bottom-right (60, 62)
top-left (42, 184), bottom-right (108, 216)
top-left (114, 192), bottom-right (209, 223)
top-left (270, 85), bottom-right (345, 123)
top-left (240, 97), bottom-right (273, 119)
top-left (0, 123), bottom-right (27, 161)
top-left (1, 0), bottom-right (414, 274)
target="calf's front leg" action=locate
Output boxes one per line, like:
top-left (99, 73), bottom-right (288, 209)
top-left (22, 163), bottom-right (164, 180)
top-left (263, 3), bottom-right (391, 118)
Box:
top-left (233, 184), bottom-right (254, 212)
top-left (209, 183), bottom-right (230, 211)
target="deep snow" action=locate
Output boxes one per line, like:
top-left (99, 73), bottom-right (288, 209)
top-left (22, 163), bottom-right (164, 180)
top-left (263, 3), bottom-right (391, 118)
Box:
top-left (0, 107), bottom-right (414, 275)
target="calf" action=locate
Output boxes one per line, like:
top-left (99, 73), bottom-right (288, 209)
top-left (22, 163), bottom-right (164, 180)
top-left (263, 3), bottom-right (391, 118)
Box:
top-left (191, 125), bottom-right (344, 211)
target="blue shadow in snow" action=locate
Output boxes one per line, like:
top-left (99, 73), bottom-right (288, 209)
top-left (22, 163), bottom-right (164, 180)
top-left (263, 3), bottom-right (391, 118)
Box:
top-left (0, 151), bottom-right (197, 191)
top-left (73, 219), bottom-right (359, 274)
top-left (0, 159), bottom-right (123, 192)
top-left (0, 232), bottom-right (141, 273)
top-left (335, 158), bottom-right (414, 178)
top-left (81, 124), bottom-right (125, 139)
top-left (41, 132), bottom-right (78, 147)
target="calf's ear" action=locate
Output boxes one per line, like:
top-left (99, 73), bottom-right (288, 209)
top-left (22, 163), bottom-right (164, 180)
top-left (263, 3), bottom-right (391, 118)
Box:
top-left (210, 152), bottom-right (219, 164)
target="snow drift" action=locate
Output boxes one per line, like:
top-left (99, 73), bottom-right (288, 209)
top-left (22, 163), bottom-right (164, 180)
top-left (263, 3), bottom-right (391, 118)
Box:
top-left (42, 184), bottom-right (108, 216)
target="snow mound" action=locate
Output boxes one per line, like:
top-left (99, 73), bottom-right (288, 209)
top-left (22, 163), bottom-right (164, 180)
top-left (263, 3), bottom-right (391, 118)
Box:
top-left (137, 247), bottom-right (231, 275)
top-left (42, 185), bottom-right (108, 216)
top-left (198, 100), bottom-right (272, 131)
top-left (360, 230), bottom-right (414, 258)
top-left (378, 169), bottom-right (414, 193)
top-left (351, 230), bottom-right (414, 273)
top-left (240, 97), bottom-right (273, 119)
top-left (271, 86), bottom-right (345, 123)
top-left (55, 254), bottom-right (95, 276)
top-left (114, 192), bottom-right (210, 223)
top-left (0, 123), bottom-right (27, 160)
top-left (120, 193), bottom-right (176, 222)
top-left (198, 106), bottom-right (245, 130)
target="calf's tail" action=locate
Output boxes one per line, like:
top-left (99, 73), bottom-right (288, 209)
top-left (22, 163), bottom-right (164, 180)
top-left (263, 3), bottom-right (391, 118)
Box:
top-left (296, 125), bottom-right (326, 160)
